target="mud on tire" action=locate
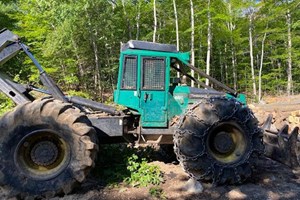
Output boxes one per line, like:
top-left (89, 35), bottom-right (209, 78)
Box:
top-left (0, 98), bottom-right (98, 197)
top-left (174, 97), bottom-right (264, 185)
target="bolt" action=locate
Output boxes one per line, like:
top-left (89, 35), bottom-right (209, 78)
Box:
top-left (23, 142), bottom-right (29, 147)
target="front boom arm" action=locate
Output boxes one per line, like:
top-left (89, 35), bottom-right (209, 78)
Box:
top-left (0, 29), bottom-right (119, 115)
top-left (0, 29), bottom-right (67, 102)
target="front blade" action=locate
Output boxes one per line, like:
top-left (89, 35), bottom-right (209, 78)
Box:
top-left (262, 114), bottom-right (300, 168)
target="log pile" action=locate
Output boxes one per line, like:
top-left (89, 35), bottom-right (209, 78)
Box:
top-left (249, 99), bottom-right (300, 132)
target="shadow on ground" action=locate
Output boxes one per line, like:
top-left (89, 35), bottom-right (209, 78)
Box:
top-left (47, 145), bottom-right (300, 200)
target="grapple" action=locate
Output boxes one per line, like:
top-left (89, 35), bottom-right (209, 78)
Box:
top-left (262, 114), bottom-right (300, 168)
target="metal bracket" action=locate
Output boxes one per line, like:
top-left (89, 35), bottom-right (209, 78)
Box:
top-left (0, 72), bottom-right (32, 105)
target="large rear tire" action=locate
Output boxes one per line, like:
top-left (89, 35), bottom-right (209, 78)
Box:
top-left (174, 97), bottom-right (264, 185)
top-left (0, 98), bottom-right (98, 197)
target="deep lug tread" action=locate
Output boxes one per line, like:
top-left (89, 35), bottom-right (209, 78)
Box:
top-left (174, 97), bottom-right (264, 185)
top-left (0, 99), bottom-right (98, 197)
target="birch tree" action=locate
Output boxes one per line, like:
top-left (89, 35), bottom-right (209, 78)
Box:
top-left (172, 0), bottom-right (180, 77)
top-left (136, 0), bottom-right (141, 40)
top-left (190, 0), bottom-right (195, 87)
top-left (153, 0), bottom-right (157, 42)
top-left (286, 6), bottom-right (292, 95)
top-left (173, 0), bottom-right (179, 50)
top-left (247, 7), bottom-right (257, 97)
top-left (258, 29), bottom-right (267, 102)
top-left (226, 0), bottom-right (237, 90)
top-left (206, 0), bottom-right (212, 86)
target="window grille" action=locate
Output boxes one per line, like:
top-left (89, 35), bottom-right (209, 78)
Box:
top-left (121, 56), bottom-right (137, 90)
top-left (142, 57), bottom-right (165, 90)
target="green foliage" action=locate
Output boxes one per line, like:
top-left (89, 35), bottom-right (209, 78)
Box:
top-left (0, 0), bottom-right (300, 102)
top-left (124, 154), bottom-right (163, 187)
top-left (0, 94), bottom-right (15, 115)
top-left (0, 1), bottom-right (17, 30)
top-left (66, 90), bottom-right (90, 99)
top-left (94, 144), bottom-right (163, 187)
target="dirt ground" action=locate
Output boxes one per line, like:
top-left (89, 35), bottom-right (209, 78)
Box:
top-left (50, 157), bottom-right (300, 200)
top-left (4, 95), bottom-right (300, 200)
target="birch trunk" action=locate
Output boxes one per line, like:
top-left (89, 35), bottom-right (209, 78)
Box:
top-left (231, 40), bottom-right (237, 90)
top-left (153, 0), bottom-right (157, 42)
top-left (157, 20), bottom-right (161, 41)
top-left (198, 36), bottom-right (202, 88)
top-left (286, 8), bottom-right (292, 95)
top-left (249, 13), bottom-right (257, 96)
top-left (172, 0), bottom-right (180, 78)
top-left (224, 44), bottom-right (228, 84)
top-left (227, 2), bottom-right (237, 90)
top-left (258, 31), bottom-right (267, 102)
top-left (136, 1), bottom-right (141, 40)
top-left (91, 30), bottom-right (102, 100)
top-left (190, 0), bottom-right (195, 87)
top-left (173, 0), bottom-right (179, 50)
top-left (206, 0), bottom-right (211, 86)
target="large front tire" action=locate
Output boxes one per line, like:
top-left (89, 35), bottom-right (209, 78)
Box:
top-left (174, 97), bottom-right (264, 185)
top-left (0, 99), bottom-right (98, 197)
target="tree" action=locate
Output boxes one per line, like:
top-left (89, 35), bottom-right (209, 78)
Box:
top-left (246, 6), bottom-right (257, 97)
top-left (153, 0), bottom-right (157, 42)
top-left (172, 0), bottom-right (180, 78)
top-left (190, 0), bottom-right (195, 87)
top-left (286, 2), bottom-right (292, 95)
top-left (206, 0), bottom-right (212, 86)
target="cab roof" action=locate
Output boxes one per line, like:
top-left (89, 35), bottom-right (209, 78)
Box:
top-left (121, 40), bottom-right (178, 53)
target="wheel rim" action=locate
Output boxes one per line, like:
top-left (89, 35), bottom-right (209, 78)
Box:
top-left (207, 122), bottom-right (247, 164)
top-left (14, 129), bottom-right (71, 180)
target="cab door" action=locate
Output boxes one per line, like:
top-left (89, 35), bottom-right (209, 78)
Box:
top-left (140, 57), bottom-right (167, 127)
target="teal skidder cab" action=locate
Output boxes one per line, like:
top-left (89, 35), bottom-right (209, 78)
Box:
top-left (114, 41), bottom-right (247, 128)
top-left (0, 29), bottom-right (281, 197)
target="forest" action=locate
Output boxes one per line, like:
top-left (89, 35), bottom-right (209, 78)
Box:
top-left (0, 0), bottom-right (299, 104)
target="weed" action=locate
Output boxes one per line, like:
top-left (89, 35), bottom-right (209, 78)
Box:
top-left (125, 154), bottom-right (163, 187)
top-left (94, 144), bottom-right (163, 187)
top-left (149, 186), bottom-right (166, 200)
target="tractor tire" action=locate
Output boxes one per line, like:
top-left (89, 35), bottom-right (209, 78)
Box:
top-left (0, 98), bottom-right (98, 198)
top-left (174, 97), bottom-right (264, 185)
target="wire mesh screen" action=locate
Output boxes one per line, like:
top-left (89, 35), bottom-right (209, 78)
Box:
top-left (142, 57), bottom-right (165, 90)
top-left (121, 56), bottom-right (137, 89)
